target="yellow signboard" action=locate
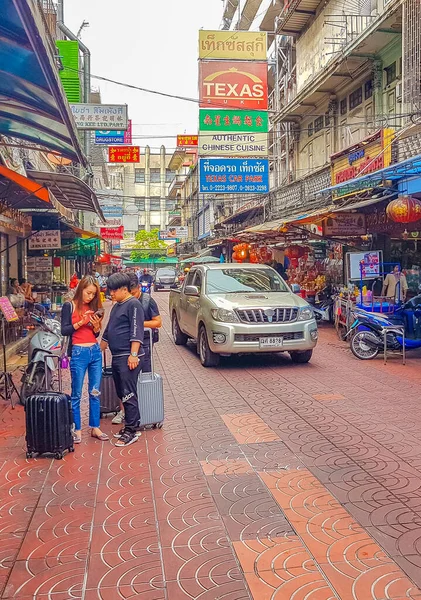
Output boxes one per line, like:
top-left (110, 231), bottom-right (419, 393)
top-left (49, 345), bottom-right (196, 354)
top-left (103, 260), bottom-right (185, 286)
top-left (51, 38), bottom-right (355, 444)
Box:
top-left (199, 30), bottom-right (267, 61)
top-left (331, 129), bottom-right (394, 199)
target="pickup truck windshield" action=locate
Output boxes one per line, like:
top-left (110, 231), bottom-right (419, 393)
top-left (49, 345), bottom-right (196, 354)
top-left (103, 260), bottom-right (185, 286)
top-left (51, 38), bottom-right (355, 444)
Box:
top-left (206, 268), bottom-right (289, 294)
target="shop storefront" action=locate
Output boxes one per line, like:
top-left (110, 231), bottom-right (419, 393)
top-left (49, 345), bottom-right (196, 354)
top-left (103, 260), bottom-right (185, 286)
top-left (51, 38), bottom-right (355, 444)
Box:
top-left (0, 201), bottom-right (32, 295)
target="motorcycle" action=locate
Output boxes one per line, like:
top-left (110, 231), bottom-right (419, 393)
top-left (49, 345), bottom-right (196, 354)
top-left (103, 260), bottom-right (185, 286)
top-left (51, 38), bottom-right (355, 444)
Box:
top-left (311, 286), bottom-right (335, 323)
top-left (348, 294), bottom-right (421, 360)
top-left (20, 313), bottom-right (63, 404)
top-left (141, 281), bottom-right (152, 294)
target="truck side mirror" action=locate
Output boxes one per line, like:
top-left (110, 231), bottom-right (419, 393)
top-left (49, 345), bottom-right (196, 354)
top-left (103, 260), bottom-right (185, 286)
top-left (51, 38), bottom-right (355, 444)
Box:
top-left (291, 284), bottom-right (301, 294)
top-left (184, 285), bottom-right (200, 297)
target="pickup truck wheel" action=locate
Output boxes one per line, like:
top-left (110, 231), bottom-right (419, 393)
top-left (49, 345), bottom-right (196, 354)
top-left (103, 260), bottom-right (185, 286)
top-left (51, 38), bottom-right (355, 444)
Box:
top-left (290, 350), bottom-right (313, 364)
top-left (199, 326), bottom-right (220, 367)
top-left (172, 313), bottom-right (188, 345)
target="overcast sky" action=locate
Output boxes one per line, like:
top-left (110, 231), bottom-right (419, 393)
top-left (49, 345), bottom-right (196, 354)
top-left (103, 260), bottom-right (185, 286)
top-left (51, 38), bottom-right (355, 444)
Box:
top-left (65, 0), bottom-right (222, 153)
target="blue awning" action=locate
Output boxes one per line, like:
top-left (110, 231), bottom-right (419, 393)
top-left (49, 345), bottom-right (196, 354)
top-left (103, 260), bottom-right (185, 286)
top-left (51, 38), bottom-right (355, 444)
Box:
top-left (319, 154), bottom-right (421, 196)
top-left (0, 0), bottom-right (87, 166)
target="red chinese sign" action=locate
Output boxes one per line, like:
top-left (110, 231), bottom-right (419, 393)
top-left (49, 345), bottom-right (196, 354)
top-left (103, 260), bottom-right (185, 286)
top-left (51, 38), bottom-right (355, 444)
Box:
top-left (199, 61), bottom-right (268, 109)
top-left (100, 226), bottom-right (124, 240)
top-left (124, 120), bottom-right (132, 144)
top-left (177, 135), bottom-right (198, 147)
top-left (108, 146), bottom-right (140, 163)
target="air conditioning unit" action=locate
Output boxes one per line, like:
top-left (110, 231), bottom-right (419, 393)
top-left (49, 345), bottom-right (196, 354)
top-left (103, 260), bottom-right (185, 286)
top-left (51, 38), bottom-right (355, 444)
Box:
top-left (397, 82), bottom-right (402, 103)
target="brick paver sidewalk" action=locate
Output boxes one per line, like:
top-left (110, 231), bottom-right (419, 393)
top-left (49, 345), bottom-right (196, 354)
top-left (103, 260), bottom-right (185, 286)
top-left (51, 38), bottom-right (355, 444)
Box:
top-left (0, 293), bottom-right (421, 599)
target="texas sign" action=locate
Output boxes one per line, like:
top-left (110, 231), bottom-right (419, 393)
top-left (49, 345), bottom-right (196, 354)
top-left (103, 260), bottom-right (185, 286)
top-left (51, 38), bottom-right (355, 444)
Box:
top-left (199, 61), bottom-right (268, 110)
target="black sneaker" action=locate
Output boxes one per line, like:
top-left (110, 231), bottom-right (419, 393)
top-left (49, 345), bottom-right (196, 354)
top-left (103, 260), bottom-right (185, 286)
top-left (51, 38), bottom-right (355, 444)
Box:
top-left (113, 428), bottom-right (141, 439)
top-left (115, 430), bottom-right (139, 447)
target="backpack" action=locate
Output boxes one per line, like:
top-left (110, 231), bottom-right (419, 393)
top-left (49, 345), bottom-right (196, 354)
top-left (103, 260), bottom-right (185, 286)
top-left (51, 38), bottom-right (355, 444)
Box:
top-left (140, 294), bottom-right (159, 344)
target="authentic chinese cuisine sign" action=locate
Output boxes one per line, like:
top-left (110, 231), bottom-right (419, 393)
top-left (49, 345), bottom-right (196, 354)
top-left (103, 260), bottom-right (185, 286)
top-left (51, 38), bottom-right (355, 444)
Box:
top-left (108, 146), bottom-right (140, 163)
top-left (177, 135), bottom-right (198, 147)
top-left (199, 31), bottom-right (267, 61)
top-left (199, 61), bottom-right (268, 110)
top-left (199, 109), bottom-right (268, 133)
top-left (331, 129), bottom-right (394, 198)
top-left (199, 132), bottom-right (268, 157)
top-left (199, 158), bottom-right (269, 194)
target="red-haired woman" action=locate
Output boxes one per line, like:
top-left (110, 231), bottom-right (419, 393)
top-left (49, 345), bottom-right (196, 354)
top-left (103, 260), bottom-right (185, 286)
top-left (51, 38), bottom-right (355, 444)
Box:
top-left (61, 276), bottom-right (108, 443)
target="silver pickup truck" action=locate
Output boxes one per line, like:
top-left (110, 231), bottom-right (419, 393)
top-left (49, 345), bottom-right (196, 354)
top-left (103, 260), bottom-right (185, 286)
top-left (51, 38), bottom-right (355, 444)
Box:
top-left (169, 263), bottom-right (318, 367)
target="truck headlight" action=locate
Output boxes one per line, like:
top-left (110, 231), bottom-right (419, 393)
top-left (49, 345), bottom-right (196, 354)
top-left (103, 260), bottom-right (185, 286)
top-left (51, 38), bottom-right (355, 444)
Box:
top-left (298, 307), bottom-right (314, 321)
top-left (211, 308), bottom-right (239, 323)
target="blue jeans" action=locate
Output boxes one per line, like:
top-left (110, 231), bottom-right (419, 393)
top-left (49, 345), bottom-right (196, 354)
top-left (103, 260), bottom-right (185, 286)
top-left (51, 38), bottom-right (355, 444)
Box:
top-left (70, 344), bottom-right (102, 430)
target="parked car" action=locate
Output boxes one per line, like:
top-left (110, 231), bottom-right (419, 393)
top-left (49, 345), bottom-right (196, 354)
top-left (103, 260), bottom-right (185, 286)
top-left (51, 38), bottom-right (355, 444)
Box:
top-left (169, 263), bottom-right (318, 367)
top-left (154, 268), bottom-right (179, 292)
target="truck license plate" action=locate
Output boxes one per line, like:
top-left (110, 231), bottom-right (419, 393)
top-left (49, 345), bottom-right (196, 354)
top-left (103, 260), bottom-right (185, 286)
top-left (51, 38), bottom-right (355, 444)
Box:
top-left (259, 337), bottom-right (283, 348)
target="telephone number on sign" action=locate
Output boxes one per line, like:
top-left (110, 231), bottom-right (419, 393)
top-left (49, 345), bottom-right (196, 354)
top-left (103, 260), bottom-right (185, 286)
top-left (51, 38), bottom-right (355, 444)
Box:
top-left (208, 184), bottom-right (268, 192)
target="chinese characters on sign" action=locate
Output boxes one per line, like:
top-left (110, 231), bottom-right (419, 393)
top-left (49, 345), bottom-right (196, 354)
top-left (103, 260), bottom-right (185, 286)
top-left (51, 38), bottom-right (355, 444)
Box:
top-left (199, 31), bottom-right (267, 61)
top-left (177, 135), bottom-right (198, 147)
top-left (323, 213), bottom-right (367, 236)
top-left (199, 109), bottom-right (268, 133)
top-left (199, 61), bottom-right (268, 110)
top-left (28, 230), bottom-right (61, 250)
top-left (100, 226), bottom-right (124, 240)
top-left (70, 104), bottom-right (128, 130)
top-left (108, 146), bottom-right (140, 163)
top-left (199, 158), bottom-right (269, 194)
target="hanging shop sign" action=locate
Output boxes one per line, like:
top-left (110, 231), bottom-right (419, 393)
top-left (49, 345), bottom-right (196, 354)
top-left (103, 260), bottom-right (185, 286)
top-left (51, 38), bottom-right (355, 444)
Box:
top-left (0, 297), bottom-right (18, 322)
top-left (199, 158), bottom-right (269, 194)
top-left (95, 217), bottom-right (122, 228)
top-left (95, 120), bottom-right (132, 145)
top-left (0, 202), bottom-right (31, 237)
top-left (199, 30), bottom-right (267, 61)
top-left (198, 132), bottom-right (268, 157)
top-left (108, 146), bottom-right (140, 163)
top-left (159, 226), bottom-right (188, 240)
top-left (28, 229), bottom-right (61, 250)
top-left (199, 61), bottom-right (268, 110)
top-left (177, 135), bottom-right (198, 147)
top-left (70, 104), bottom-right (128, 130)
top-left (199, 109), bottom-right (268, 133)
top-left (101, 205), bottom-right (124, 218)
top-left (323, 213), bottom-right (367, 236)
top-left (330, 129), bottom-right (394, 198)
top-left (27, 256), bottom-right (52, 272)
top-left (100, 226), bottom-right (124, 240)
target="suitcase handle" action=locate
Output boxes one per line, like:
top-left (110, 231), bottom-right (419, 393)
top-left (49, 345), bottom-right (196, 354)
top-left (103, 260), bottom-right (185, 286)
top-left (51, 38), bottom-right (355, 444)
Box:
top-left (144, 327), bottom-right (155, 376)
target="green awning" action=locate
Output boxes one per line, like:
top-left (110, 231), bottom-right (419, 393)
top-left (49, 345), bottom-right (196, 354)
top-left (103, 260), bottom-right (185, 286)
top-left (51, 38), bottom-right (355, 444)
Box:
top-left (56, 238), bottom-right (100, 258)
top-left (124, 256), bottom-right (178, 265)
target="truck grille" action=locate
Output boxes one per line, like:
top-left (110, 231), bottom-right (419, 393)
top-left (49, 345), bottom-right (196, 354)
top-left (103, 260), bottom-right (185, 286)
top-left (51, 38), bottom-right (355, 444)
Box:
top-left (235, 332), bottom-right (304, 342)
top-left (236, 308), bottom-right (299, 324)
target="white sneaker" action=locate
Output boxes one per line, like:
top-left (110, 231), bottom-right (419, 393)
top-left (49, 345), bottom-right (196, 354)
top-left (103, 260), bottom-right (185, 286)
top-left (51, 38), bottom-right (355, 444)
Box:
top-left (112, 410), bottom-right (125, 425)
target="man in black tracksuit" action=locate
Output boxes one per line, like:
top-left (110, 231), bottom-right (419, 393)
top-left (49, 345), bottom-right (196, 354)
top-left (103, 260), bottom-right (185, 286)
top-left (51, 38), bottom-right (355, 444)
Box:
top-left (101, 272), bottom-right (145, 447)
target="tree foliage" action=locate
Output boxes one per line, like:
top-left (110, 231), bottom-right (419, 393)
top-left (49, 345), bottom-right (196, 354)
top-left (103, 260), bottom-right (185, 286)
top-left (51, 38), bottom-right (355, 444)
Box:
top-left (130, 229), bottom-right (167, 261)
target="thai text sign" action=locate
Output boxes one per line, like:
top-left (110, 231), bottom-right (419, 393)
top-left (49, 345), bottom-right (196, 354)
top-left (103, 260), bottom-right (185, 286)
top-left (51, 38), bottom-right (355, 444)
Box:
top-left (95, 120), bottom-right (132, 145)
top-left (323, 213), bottom-right (367, 236)
top-left (108, 146), bottom-right (140, 163)
top-left (101, 205), bottom-right (123, 218)
top-left (199, 61), bottom-right (268, 109)
top-left (177, 135), bottom-right (198, 147)
top-left (70, 104), bottom-right (128, 130)
top-left (100, 226), bottom-right (124, 240)
top-left (199, 158), bottom-right (269, 194)
top-left (199, 132), bottom-right (268, 157)
top-left (199, 31), bottom-right (267, 61)
top-left (199, 109), bottom-right (268, 133)
top-left (0, 297), bottom-right (18, 322)
top-left (331, 129), bottom-right (394, 198)
top-left (29, 230), bottom-right (61, 250)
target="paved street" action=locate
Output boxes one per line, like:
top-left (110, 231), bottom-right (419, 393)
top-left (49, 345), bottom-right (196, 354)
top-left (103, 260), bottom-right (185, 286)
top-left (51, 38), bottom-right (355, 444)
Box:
top-left (1, 292), bottom-right (421, 599)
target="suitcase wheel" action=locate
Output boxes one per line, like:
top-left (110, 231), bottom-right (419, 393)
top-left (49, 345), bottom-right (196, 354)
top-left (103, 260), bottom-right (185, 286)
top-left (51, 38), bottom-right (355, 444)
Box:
top-left (54, 452), bottom-right (64, 460)
top-left (69, 447), bottom-right (75, 453)
top-left (26, 452), bottom-right (33, 459)
top-left (155, 422), bottom-right (163, 429)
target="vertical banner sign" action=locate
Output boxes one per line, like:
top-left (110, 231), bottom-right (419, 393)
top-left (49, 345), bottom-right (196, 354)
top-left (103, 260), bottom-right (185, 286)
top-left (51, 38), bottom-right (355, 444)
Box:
top-left (124, 120), bottom-right (132, 144)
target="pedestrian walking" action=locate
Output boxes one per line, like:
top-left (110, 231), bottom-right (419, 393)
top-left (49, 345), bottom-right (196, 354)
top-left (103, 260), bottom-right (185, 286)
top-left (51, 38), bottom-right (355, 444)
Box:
top-left (111, 272), bottom-right (162, 426)
top-left (61, 275), bottom-right (107, 444)
top-left (100, 272), bottom-right (145, 447)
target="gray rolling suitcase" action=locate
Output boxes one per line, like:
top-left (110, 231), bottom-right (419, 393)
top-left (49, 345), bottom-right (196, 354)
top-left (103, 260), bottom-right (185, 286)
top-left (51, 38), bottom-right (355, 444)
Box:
top-left (137, 328), bottom-right (164, 429)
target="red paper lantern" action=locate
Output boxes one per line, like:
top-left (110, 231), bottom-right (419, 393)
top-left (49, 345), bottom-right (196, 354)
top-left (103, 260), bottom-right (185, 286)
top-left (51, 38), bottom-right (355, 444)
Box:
top-left (386, 195), bottom-right (421, 223)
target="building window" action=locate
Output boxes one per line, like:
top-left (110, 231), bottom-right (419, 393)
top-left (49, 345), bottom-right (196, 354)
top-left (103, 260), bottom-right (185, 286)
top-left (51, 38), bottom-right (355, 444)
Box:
top-left (150, 199), bottom-right (161, 210)
top-left (166, 201), bottom-right (176, 210)
top-left (349, 87), bottom-right (363, 110)
top-left (166, 170), bottom-right (175, 183)
top-left (134, 169), bottom-right (145, 183)
top-left (150, 168), bottom-right (161, 183)
top-left (314, 116), bottom-right (324, 133)
top-left (364, 79), bottom-right (373, 100)
top-left (135, 198), bottom-right (145, 210)
top-left (340, 98), bottom-right (347, 115)
top-left (308, 122), bottom-right (313, 137)
top-left (385, 62), bottom-right (396, 86)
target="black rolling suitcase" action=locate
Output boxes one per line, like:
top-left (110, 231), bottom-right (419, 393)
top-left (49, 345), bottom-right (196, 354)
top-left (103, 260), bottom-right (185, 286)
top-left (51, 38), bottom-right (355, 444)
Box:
top-left (100, 353), bottom-right (120, 415)
top-left (25, 392), bottom-right (74, 459)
